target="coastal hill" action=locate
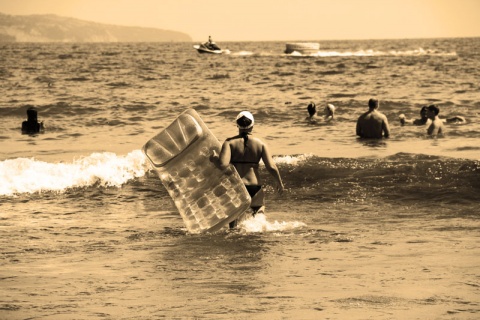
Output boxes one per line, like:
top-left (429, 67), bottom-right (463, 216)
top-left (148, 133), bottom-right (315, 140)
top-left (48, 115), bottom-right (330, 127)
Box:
top-left (0, 12), bottom-right (192, 42)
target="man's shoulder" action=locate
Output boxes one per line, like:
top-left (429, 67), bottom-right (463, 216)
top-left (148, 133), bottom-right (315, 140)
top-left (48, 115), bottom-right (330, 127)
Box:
top-left (225, 134), bottom-right (242, 141)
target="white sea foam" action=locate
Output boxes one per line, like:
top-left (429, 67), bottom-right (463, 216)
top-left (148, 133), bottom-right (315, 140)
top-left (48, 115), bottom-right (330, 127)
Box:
top-left (240, 214), bottom-right (306, 233)
top-left (0, 150), bottom-right (147, 196)
top-left (232, 51), bottom-right (254, 56)
top-left (289, 48), bottom-right (457, 57)
top-left (273, 154), bottom-right (313, 165)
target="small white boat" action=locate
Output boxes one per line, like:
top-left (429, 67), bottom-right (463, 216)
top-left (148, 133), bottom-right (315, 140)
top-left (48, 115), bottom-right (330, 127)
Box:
top-left (285, 42), bottom-right (320, 54)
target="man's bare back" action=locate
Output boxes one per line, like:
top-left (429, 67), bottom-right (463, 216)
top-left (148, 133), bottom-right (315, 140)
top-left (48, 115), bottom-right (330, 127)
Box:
top-left (356, 99), bottom-right (390, 139)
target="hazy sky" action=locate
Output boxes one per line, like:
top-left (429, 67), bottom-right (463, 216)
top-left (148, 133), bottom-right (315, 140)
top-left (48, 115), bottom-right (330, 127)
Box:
top-left (1, 0), bottom-right (479, 41)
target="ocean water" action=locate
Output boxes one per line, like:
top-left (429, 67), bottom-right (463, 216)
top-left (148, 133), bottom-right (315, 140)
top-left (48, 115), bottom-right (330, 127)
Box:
top-left (1, 38), bottom-right (479, 319)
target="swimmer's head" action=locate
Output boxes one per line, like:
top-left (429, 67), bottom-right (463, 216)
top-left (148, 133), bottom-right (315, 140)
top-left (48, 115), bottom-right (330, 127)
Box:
top-left (368, 98), bottom-right (379, 109)
top-left (26, 107), bottom-right (38, 121)
top-left (236, 111), bottom-right (254, 129)
top-left (324, 104), bottom-right (335, 116)
top-left (307, 102), bottom-right (316, 116)
top-left (420, 106), bottom-right (428, 116)
top-left (427, 105), bottom-right (440, 115)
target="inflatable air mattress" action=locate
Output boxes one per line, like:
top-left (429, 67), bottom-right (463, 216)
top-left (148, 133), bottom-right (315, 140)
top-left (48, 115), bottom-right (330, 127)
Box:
top-left (143, 109), bottom-right (251, 233)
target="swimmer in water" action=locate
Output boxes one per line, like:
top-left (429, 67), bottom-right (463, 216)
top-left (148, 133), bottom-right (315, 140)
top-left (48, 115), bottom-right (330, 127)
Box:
top-left (399, 105), bottom-right (465, 126)
top-left (426, 104), bottom-right (445, 136)
top-left (356, 98), bottom-right (390, 139)
top-left (306, 102), bottom-right (336, 124)
top-left (21, 106), bottom-right (45, 134)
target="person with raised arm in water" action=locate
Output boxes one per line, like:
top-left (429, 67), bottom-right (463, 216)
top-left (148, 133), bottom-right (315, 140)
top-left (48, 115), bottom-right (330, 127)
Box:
top-left (211, 111), bottom-right (284, 228)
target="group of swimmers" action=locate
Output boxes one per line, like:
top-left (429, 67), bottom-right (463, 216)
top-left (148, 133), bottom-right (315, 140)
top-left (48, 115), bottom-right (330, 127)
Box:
top-left (306, 98), bottom-right (465, 139)
top-left (218, 100), bottom-right (466, 227)
top-left (305, 102), bottom-right (335, 123)
top-left (21, 101), bottom-right (464, 229)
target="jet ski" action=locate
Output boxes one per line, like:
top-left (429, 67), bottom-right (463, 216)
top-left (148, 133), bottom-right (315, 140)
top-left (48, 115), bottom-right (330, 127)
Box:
top-left (193, 41), bottom-right (223, 54)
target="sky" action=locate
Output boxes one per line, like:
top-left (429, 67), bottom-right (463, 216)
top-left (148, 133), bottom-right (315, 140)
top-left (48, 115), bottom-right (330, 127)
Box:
top-left (1, 0), bottom-right (479, 41)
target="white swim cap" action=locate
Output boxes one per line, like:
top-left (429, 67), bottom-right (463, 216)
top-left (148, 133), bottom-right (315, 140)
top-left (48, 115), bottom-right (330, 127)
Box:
top-left (326, 104), bottom-right (336, 112)
top-left (236, 111), bottom-right (254, 129)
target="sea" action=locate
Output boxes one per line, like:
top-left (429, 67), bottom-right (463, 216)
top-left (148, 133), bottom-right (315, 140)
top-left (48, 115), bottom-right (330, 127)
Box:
top-left (1, 38), bottom-right (479, 319)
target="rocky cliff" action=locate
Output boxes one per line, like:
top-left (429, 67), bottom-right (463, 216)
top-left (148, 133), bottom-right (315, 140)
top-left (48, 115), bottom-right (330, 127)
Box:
top-left (0, 13), bottom-right (192, 42)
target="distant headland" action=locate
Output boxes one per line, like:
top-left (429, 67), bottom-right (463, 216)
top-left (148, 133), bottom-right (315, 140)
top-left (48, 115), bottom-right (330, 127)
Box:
top-left (0, 12), bottom-right (192, 42)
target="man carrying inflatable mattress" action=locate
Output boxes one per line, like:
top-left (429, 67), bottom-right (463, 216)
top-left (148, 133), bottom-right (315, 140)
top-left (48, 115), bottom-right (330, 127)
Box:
top-left (210, 111), bottom-right (285, 228)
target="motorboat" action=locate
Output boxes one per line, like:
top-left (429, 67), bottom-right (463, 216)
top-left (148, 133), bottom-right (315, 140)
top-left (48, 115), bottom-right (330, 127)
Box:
top-left (285, 42), bottom-right (320, 54)
top-left (193, 41), bottom-right (223, 54)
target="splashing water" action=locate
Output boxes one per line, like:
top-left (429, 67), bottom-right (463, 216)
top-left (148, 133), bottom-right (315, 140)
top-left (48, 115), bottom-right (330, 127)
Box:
top-left (239, 213), bottom-right (307, 233)
top-left (0, 150), bottom-right (147, 196)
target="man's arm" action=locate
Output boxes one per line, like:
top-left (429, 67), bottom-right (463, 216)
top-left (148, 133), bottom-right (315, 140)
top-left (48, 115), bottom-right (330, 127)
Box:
top-left (382, 116), bottom-right (390, 138)
top-left (356, 118), bottom-right (363, 137)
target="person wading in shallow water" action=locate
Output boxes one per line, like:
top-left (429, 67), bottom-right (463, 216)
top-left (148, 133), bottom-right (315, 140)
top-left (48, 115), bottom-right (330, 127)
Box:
top-left (211, 111), bottom-right (284, 228)
top-left (356, 98), bottom-right (390, 139)
top-left (22, 106), bottom-right (45, 134)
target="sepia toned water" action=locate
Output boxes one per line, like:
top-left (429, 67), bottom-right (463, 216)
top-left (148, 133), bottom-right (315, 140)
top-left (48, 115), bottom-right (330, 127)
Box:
top-left (1, 39), bottom-right (479, 319)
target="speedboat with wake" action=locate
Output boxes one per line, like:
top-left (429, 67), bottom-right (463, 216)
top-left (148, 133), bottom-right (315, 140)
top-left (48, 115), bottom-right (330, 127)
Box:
top-left (193, 36), bottom-right (227, 54)
top-left (193, 42), bottom-right (223, 54)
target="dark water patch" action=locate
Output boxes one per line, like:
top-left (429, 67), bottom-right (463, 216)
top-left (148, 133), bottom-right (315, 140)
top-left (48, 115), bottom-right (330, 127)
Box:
top-left (271, 71), bottom-right (295, 76)
top-left (127, 116), bottom-right (145, 122)
top-left (89, 63), bottom-right (117, 71)
top-left (127, 227), bottom-right (188, 242)
top-left (106, 82), bottom-right (130, 87)
top-left (329, 93), bottom-right (357, 98)
top-left (139, 76), bottom-right (157, 81)
top-left (0, 67), bottom-right (13, 78)
top-left (318, 70), bottom-right (345, 76)
top-left (336, 295), bottom-right (403, 306)
top-left (101, 51), bottom-right (121, 56)
top-left (297, 96), bottom-right (315, 101)
top-left (104, 119), bottom-right (129, 126)
top-left (58, 133), bottom-right (83, 138)
top-left (433, 225), bottom-right (480, 232)
top-left (206, 73), bottom-right (230, 80)
top-left (190, 104), bottom-right (210, 112)
top-left (271, 83), bottom-right (294, 89)
top-left (0, 304), bottom-right (21, 311)
top-left (58, 54), bottom-right (74, 59)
